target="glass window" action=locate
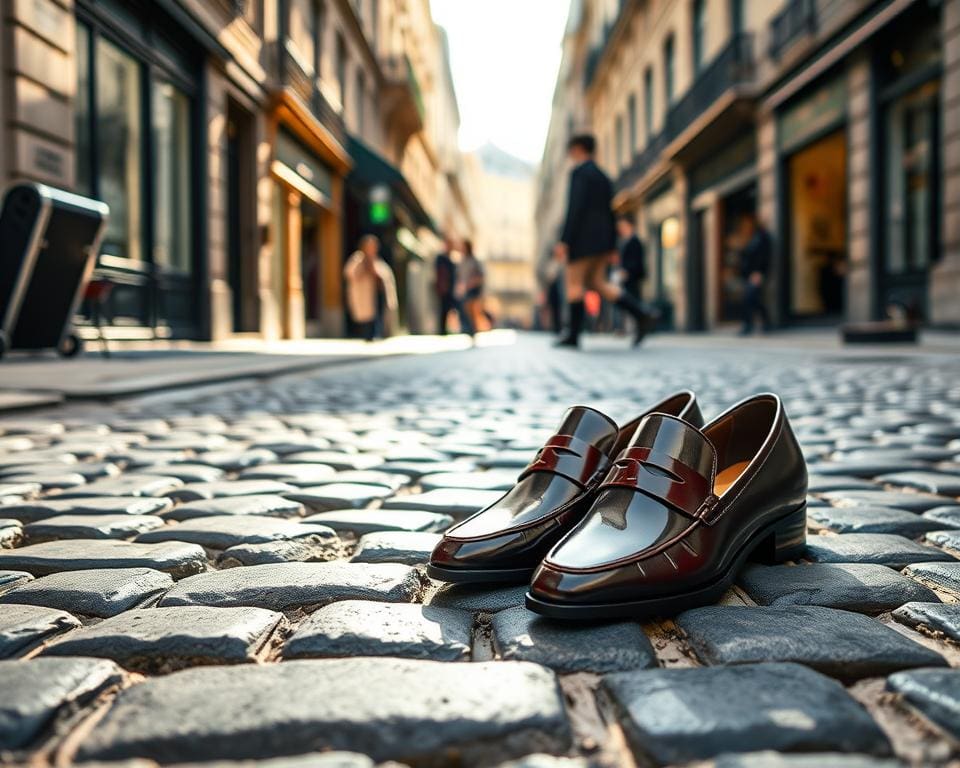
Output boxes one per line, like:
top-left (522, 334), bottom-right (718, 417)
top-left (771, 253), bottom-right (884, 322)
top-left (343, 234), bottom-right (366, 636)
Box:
top-left (153, 82), bottom-right (192, 274)
top-left (76, 24), bottom-right (92, 196)
top-left (627, 93), bottom-right (637, 157)
top-left (664, 35), bottom-right (675, 105)
top-left (885, 82), bottom-right (939, 275)
top-left (643, 67), bottom-right (654, 138)
top-left (289, 0), bottom-right (317, 75)
top-left (356, 70), bottom-right (365, 134)
top-left (692, 0), bottom-right (706, 74)
top-left (336, 34), bottom-right (347, 109)
top-left (95, 37), bottom-right (143, 261)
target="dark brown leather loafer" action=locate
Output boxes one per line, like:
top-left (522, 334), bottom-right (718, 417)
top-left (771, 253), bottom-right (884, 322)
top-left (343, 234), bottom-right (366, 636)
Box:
top-left (526, 393), bottom-right (807, 619)
top-left (427, 391), bottom-right (702, 584)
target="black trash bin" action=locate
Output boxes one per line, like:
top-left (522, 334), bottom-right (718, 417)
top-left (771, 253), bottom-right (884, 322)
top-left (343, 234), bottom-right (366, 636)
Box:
top-left (0, 183), bottom-right (109, 359)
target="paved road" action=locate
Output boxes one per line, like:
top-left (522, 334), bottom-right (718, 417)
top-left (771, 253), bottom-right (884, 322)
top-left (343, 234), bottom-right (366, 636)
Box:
top-left (1, 333), bottom-right (959, 767)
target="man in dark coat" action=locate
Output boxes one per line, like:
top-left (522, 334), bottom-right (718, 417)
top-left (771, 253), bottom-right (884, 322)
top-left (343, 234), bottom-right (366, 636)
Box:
top-left (616, 214), bottom-right (647, 301)
top-left (434, 237), bottom-right (458, 335)
top-left (739, 212), bottom-right (772, 335)
top-left (554, 134), bottom-right (653, 347)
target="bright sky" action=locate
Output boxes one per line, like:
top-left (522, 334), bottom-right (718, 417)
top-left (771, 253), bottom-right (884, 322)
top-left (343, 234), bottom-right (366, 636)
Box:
top-left (430, 0), bottom-right (570, 166)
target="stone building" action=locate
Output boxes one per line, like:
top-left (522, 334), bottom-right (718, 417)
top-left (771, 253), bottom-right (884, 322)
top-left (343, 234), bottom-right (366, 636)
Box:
top-left (538, 0), bottom-right (960, 330)
top-left (466, 144), bottom-right (537, 328)
top-left (0, 0), bottom-right (472, 342)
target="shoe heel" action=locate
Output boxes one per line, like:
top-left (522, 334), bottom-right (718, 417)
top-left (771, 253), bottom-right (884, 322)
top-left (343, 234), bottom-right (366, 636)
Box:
top-left (752, 504), bottom-right (807, 564)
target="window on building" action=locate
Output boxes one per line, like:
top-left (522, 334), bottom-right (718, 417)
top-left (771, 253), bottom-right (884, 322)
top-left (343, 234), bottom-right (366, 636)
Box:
top-left (627, 92), bottom-right (637, 156)
top-left (152, 82), bottom-right (192, 274)
top-left (664, 35), bottom-right (675, 105)
top-left (355, 70), bottom-right (366, 134)
top-left (615, 114), bottom-right (624, 171)
top-left (94, 36), bottom-right (144, 262)
top-left (289, 0), bottom-right (317, 75)
top-left (692, 0), bottom-right (706, 74)
top-left (74, 24), bottom-right (195, 273)
top-left (643, 66), bottom-right (654, 138)
top-left (336, 33), bottom-right (347, 109)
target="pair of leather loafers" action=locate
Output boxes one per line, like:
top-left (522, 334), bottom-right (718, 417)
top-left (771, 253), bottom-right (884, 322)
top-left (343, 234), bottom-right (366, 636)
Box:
top-left (427, 391), bottom-right (807, 620)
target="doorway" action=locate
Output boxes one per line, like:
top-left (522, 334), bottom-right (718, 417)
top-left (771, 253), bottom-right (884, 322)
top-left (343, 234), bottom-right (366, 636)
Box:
top-left (718, 184), bottom-right (757, 323)
top-left (786, 130), bottom-right (847, 319)
top-left (226, 100), bottom-right (258, 332)
top-left (301, 200), bottom-right (323, 336)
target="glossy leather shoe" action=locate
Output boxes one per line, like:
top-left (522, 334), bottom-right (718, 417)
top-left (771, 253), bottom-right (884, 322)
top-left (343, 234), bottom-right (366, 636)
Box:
top-left (526, 393), bottom-right (807, 619)
top-left (427, 391), bottom-right (702, 584)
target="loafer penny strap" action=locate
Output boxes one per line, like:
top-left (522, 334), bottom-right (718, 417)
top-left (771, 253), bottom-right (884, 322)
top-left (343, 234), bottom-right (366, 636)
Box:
top-left (600, 446), bottom-right (717, 520)
top-left (519, 434), bottom-right (611, 488)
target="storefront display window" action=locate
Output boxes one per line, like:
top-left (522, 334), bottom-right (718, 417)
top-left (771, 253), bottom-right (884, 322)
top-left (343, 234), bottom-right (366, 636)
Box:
top-left (153, 83), bottom-right (193, 275)
top-left (883, 81), bottom-right (939, 277)
top-left (95, 37), bottom-right (143, 262)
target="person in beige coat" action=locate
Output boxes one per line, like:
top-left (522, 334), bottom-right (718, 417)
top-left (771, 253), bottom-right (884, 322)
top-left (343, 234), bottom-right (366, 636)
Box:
top-left (343, 235), bottom-right (398, 341)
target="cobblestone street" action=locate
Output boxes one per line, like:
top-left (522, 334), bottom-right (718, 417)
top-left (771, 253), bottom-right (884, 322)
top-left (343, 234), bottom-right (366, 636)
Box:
top-left (2, 334), bottom-right (960, 767)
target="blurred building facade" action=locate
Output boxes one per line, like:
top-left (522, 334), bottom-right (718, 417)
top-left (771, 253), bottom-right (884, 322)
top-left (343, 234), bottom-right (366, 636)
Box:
top-left (0, 0), bottom-right (472, 342)
top-left (538, 0), bottom-right (960, 329)
top-left (466, 144), bottom-right (537, 327)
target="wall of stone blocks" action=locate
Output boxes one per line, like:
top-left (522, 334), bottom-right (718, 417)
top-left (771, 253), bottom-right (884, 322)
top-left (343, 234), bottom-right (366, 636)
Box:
top-left (931, 0), bottom-right (960, 325)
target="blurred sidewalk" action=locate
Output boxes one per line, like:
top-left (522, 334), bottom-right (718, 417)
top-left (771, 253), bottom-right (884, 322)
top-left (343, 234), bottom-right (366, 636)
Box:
top-left (0, 331), bottom-right (517, 408)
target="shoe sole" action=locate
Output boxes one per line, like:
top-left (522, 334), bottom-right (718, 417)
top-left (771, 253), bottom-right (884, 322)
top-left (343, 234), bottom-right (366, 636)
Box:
top-left (525, 503), bottom-right (806, 620)
top-left (426, 562), bottom-right (535, 584)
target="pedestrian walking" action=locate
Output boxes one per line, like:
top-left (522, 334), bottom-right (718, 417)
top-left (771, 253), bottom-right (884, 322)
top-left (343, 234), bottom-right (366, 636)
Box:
top-left (738, 212), bottom-right (772, 335)
top-left (554, 134), bottom-right (654, 348)
top-left (344, 235), bottom-right (397, 341)
top-left (434, 235), bottom-right (474, 336)
top-left (458, 239), bottom-right (485, 336)
top-left (616, 216), bottom-right (647, 305)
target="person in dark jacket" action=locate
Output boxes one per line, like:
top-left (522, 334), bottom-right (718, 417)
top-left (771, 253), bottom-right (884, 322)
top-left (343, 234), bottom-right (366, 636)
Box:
top-left (434, 236), bottom-right (473, 335)
top-left (616, 215), bottom-right (647, 322)
top-left (554, 134), bottom-right (653, 347)
top-left (739, 212), bottom-right (772, 335)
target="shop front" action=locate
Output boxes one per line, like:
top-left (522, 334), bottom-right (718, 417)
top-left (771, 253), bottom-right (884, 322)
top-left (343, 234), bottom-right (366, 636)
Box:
top-left (875, 5), bottom-right (942, 322)
top-left (269, 94), bottom-right (351, 340)
top-left (74, 0), bottom-right (204, 339)
top-left (344, 136), bottom-right (436, 336)
top-left (643, 183), bottom-right (684, 330)
top-left (777, 75), bottom-right (849, 323)
top-left (686, 131), bottom-right (758, 329)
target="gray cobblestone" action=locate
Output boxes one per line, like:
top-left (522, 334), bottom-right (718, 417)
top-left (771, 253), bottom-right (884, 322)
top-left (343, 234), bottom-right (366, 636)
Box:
top-left (302, 508), bottom-right (453, 534)
top-left (0, 540), bottom-right (206, 579)
top-left (603, 662), bottom-right (891, 764)
top-left (803, 533), bottom-right (956, 569)
top-left (23, 514), bottom-right (165, 542)
top-left (73, 659), bottom-right (569, 764)
top-left (351, 531), bottom-right (441, 564)
top-left (0, 604), bottom-right (79, 657)
top-left (677, 605), bottom-right (946, 679)
top-left (491, 606), bottom-right (656, 673)
top-left (0, 657), bottom-right (125, 750)
top-left (283, 600), bottom-right (472, 661)
top-left (738, 563), bottom-right (939, 614)
top-left (159, 562), bottom-right (421, 610)
top-left (0, 568), bottom-right (173, 617)
top-left (42, 605), bottom-right (283, 670)
top-left (887, 668), bottom-right (960, 740)
top-left (892, 601), bottom-right (960, 642)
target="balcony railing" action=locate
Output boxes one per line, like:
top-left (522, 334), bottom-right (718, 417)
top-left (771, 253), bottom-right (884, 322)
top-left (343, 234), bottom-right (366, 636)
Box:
top-left (665, 32), bottom-right (755, 139)
top-left (614, 32), bottom-right (755, 193)
top-left (769, 0), bottom-right (817, 59)
top-left (382, 54), bottom-right (425, 122)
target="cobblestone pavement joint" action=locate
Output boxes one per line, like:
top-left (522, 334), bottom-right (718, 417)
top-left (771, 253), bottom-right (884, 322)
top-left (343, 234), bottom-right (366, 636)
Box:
top-left (1, 334), bottom-right (959, 767)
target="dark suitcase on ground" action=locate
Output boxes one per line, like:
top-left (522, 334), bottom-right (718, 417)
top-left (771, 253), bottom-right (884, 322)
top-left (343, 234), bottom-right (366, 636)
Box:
top-left (0, 183), bottom-right (109, 358)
